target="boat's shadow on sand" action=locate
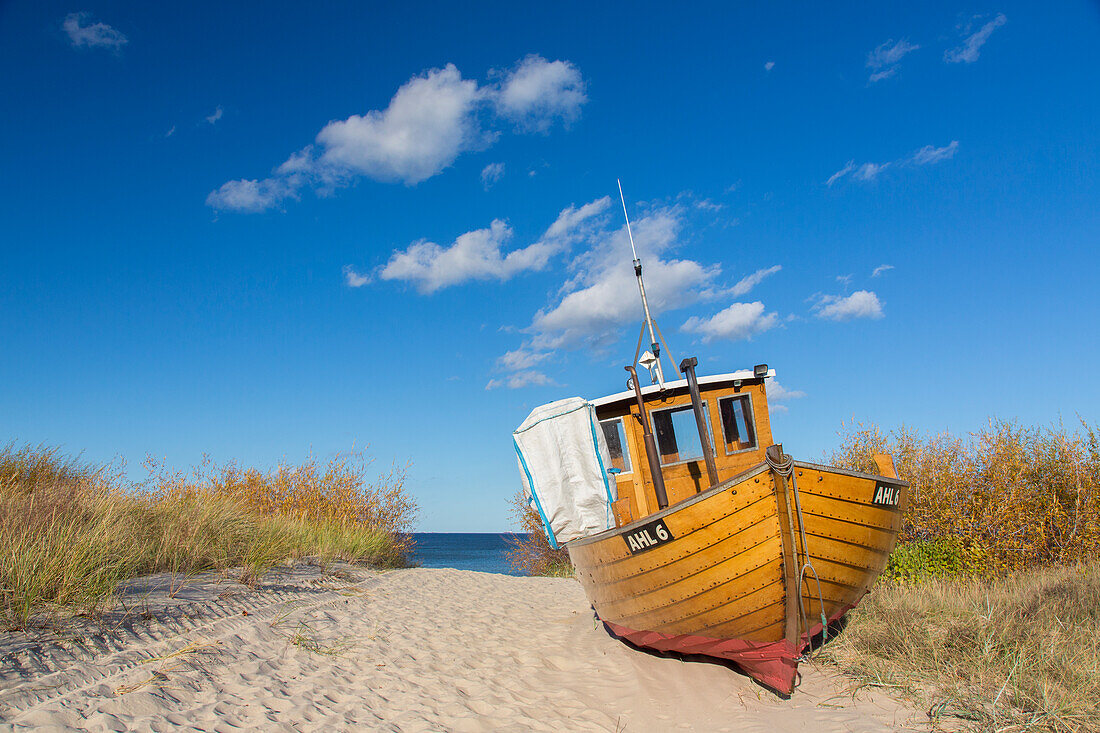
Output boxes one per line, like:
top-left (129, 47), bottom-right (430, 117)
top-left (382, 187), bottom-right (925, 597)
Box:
top-left (596, 611), bottom-right (851, 699)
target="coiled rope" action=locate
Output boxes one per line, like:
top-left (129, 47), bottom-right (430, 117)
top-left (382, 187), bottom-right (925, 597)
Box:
top-left (765, 450), bottom-right (829, 658)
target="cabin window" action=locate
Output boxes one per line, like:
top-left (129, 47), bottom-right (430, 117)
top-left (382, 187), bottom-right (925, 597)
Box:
top-left (599, 418), bottom-right (632, 474)
top-left (719, 394), bottom-right (757, 454)
top-left (650, 403), bottom-right (711, 466)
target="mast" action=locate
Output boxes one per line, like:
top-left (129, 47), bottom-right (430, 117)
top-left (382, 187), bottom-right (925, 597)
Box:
top-left (617, 179), bottom-right (665, 387)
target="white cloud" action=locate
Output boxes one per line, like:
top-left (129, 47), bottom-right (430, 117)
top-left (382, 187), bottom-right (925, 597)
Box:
top-left (205, 177), bottom-right (296, 213)
top-left (529, 208), bottom-right (720, 350)
top-left (481, 162), bottom-right (504, 189)
top-left (343, 266), bottom-right (371, 287)
top-left (826, 161), bottom-right (856, 187)
top-left (814, 290), bottom-right (884, 321)
top-left (871, 264), bottom-right (895, 277)
top-left (497, 348), bottom-right (549, 371)
top-left (276, 149), bottom-right (313, 175)
top-left (208, 57), bottom-right (586, 213)
top-left (731, 265), bottom-right (781, 297)
top-left (828, 160), bottom-right (889, 186)
top-left (491, 55), bottom-right (586, 132)
top-left (490, 202), bottom-right (758, 381)
top-left (681, 301), bottom-right (780, 342)
top-left (912, 140), bottom-right (959, 165)
top-left (829, 140), bottom-right (957, 187)
top-left (866, 39), bottom-right (920, 82)
top-left (836, 273), bottom-right (854, 288)
top-left (63, 12), bottom-right (127, 50)
top-left (868, 38), bottom-right (921, 68)
top-left (868, 67), bottom-right (899, 83)
top-left (486, 370), bottom-right (554, 390)
top-left (854, 161), bottom-right (889, 181)
top-left (165, 126), bottom-right (175, 138)
top-left (380, 220), bottom-right (516, 293)
top-left (767, 379), bottom-right (806, 402)
top-left (541, 197), bottom-right (612, 243)
top-left (206, 106), bottom-right (223, 125)
top-left (764, 61), bottom-right (775, 71)
top-left (378, 196), bottom-right (610, 293)
top-left (945, 14), bottom-right (1007, 64)
top-left (316, 64), bottom-right (481, 185)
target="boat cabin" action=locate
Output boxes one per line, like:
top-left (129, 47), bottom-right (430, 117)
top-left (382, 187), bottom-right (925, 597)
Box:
top-left (592, 367), bottom-right (776, 527)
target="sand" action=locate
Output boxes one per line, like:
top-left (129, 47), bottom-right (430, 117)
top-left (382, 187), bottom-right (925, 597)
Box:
top-left (0, 565), bottom-right (929, 732)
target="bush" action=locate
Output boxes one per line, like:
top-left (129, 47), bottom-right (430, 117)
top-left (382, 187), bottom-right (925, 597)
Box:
top-left (884, 537), bottom-right (987, 582)
top-left (832, 419), bottom-right (1100, 576)
top-left (505, 490), bottom-right (573, 577)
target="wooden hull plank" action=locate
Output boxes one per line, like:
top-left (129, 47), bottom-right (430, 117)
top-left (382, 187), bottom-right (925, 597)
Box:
top-left (567, 454), bottom-right (908, 695)
top-left (580, 519), bottom-right (787, 616)
top-left (577, 491), bottom-right (780, 589)
top-left (608, 550), bottom-right (785, 630)
top-left (572, 472), bottom-right (776, 569)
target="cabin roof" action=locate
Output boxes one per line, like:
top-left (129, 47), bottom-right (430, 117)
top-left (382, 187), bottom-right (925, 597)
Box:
top-left (591, 368), bottom-right (776, 408)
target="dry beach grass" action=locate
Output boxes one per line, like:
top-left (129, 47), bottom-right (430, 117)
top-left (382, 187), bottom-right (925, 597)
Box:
top-left (506, 488), bottom-right (574, 577)
top-left (0, 443), bottom-right (416, 629)
top-left (821, 564), bottom-right (1100, 732)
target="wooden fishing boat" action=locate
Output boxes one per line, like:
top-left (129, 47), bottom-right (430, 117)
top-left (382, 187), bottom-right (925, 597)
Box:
top-left (565, 364), bottom-right (908, 693)
top-left (512, 182), bottom-right (908, 694)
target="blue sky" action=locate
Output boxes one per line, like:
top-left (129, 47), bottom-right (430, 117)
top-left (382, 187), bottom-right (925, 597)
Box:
top-left (2, 1), bottom-right (1098, 531)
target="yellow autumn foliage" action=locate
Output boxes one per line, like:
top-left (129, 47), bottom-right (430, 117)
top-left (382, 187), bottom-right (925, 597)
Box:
top-left (832, 419), bottom-right (1100, 576)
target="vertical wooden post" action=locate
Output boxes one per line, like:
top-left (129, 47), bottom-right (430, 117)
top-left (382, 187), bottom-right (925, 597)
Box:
top-left (625, 365), bottom-right (669, 510)
top-left (679, 356), bottom-right (720, 490)
top-left (767, 444), bottom-right (801, 648)
top-left (873, 453), bottom-right (898, 479)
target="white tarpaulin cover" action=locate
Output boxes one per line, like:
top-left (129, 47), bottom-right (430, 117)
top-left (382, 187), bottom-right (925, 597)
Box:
top-left (513, 397), bottom-right (616, 548)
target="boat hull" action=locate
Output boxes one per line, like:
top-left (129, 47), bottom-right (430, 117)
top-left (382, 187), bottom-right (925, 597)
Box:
top-left (567, 460), bottom-right (906, 694)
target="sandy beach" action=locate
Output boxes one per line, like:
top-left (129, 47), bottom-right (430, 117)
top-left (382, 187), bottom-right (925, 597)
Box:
top-left (0, 566), bottom-right (928, 732)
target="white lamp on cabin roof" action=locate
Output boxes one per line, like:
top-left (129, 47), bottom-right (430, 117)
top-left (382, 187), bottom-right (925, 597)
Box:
top-left (638, 350), bottom-right (659, 383)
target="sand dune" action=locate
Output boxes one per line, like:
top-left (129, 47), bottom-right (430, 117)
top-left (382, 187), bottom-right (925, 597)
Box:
top-left (0, 566), bottom-right (927, 731)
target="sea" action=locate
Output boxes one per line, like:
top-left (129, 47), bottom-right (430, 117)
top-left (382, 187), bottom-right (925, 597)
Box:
top-left (405, 533), bottom-right (528, 576)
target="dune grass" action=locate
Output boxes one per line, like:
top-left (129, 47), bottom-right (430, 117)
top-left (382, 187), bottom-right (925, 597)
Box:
top-left (0, 443), bottom-right (417, 629)
top-left (505, 489), bottom-right (574, 577)
top-left (820, 564), bottom-right (1100, 732)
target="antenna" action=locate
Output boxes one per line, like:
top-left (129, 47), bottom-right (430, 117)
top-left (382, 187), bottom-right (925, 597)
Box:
top-left (617, 179), bottom-right (665, 388)
top-left (618, 179), bottom-right (639, 261)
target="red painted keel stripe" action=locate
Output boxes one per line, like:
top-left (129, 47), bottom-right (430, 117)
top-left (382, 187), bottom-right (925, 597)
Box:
top-left (602, 603), bottom-right (858, 695)
top-left (603, 620), bottom-right (800, 694)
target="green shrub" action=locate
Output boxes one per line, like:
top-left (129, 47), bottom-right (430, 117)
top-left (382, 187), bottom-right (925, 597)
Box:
top-left (885, 538), bottom-right (988, 581)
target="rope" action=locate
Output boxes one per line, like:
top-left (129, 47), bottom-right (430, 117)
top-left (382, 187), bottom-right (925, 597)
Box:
top-left (766, 450), bottom-right (829, 659)
top-left (632, 321), bottom-right (646, 370)
top-left (652, 320), bottom-right (679, 378)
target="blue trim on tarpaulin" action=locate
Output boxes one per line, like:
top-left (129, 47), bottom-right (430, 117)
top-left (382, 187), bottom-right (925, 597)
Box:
top-left (587, 408), bottom-right (616, 530)
top-left (513, 435), bottom-right (558, 549)
top-left (512, 403), bottom-right (587, 434)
